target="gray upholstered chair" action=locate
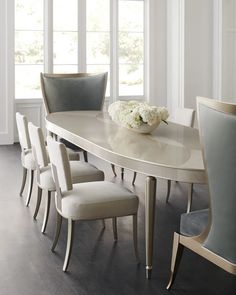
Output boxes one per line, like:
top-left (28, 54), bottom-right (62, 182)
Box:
top-left (166, 107), bottom-right (195, 212)
top-left (167, 97), bottom-right (236, 289)
top-left (28, 122), bottom-right (104, 233)
top-left (40, 72), bottom-right (108, 162)
top-left (16, 112), bottom-right (36, 207)
top-left (47, 136), bottom-right (139, 272)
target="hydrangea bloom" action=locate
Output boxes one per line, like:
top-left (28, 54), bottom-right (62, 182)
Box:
top-left (108, 100), bottom-right (169, 129)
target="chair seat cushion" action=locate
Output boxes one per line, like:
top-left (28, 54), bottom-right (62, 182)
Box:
top-left (21, 149), bottom-right (36, 170)
top-left (59, 181), bottom-right (139, 220)
top-left (39, 166), bottom-right (56, 191)
top-left (180, 209), bottom-right (209, 237)
top-left (60, 138), bottom-right (83, 152)
top-left (70, 161), bottom-right (104, 183)
top-left (66, 147), bottom-right (80, 161)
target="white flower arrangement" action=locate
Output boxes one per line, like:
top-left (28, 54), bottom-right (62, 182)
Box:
top-left (108, 100), bottom-right (169, 130)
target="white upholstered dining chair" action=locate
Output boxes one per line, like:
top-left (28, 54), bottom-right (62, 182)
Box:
top-left (16, 112), bottom-right (36, 207)
top-left (28, 122), bottom-right (104, 233)
top-left (47, 136), bottom-right (139, 272)
top-left (167, 97), bottom-right (236, 289)
top-left (166, 107), bottom-right (195, 212)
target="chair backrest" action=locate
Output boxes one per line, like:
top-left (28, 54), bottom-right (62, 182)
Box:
top-left (16, 112), bottom-right (31, 150)
top-left (46, 136), bottom-right (73, 191)
top-left (40, 72), bottom-right (108, 114)
top-left (197, 96), bottom-right (236, 263)
top-left (170, 108), bottom-right (195, 127)
top-left (28, 122), bottom-right (49, 167)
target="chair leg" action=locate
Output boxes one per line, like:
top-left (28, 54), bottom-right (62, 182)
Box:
top-left (41, 191), bottom-right (51, 234)
top-left (83, 150), bottom-right (88, 162)
top-left (101, 219), bottom-right (106, 228)
top-left (112, 217), bottom-right (118, 241)
top-left (165, 179), bottom-right (171, 203)
top-left (63, 219), bottom-right (74, 272)
top-left (186, 183), bottom-right (193, 213)
top-left (19, 167), bottom-right (27, 197)
top-left (133, 214), bottom-right (140, 263)
top-left (132, 172), bottom-right (137, 186)
top-left (33, 186), bottom-right (42, 220)
top-left (25, 170), bottom-right (34, 207)
top-left (166, 232), bottom-right (184, 290)
top-left (51, 211), bottom-right (62, 252)
top-left (121, 168), bottom-right (124, 180)
top-left (111, 164), bottom-right (117, 177)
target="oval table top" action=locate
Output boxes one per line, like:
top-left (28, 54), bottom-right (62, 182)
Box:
top-left (46, 111), bottom-right (206, 184)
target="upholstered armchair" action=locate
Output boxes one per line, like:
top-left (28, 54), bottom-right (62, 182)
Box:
top-left (40, 72), bottom-right (108, 162)
top-left (167, 97), bottom-right (236, 289)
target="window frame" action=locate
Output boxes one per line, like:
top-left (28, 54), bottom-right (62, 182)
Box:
top-left (14, 0), bottom-right (148, 102)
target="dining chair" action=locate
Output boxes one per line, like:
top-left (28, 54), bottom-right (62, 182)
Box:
top-left (28, 122), bottom-right (104, 233)
top-left (16, 112), bottom-right (36, 207)
top-left (166, 107), bottom-right (195, 213)
top-left (166, 97), bottom-right (236, 289)
top-left (47, 136), bottom-right (139, 272)
top-left (40, 72), bottom-right (108, 162)
top-left (16, 112), bottom-right (81, 206)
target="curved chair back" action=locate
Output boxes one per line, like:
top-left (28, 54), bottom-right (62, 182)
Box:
top-left (197, 97), bottom-right (236, 263)
top-left (40, 72), bottom-right (108, 114)
top-left (16, 112), bottom-right (31, 150)
top-left (170, 108), bottom-right (195, 127)
top-left (47, 136), bottom-right (73, 192)
top-left (28, 122), bottom-right (49, 168)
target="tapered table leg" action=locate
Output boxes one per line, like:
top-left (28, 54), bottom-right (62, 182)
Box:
top-left (145, 176), bottom-right (156, 279)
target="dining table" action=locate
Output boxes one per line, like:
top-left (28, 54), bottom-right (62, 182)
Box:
top-left (45, 110), bottom-right (206, 279)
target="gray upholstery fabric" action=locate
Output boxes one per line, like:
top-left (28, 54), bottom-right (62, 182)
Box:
top-left (41, 73), bottom-right (107, 151)
top-left (199, 103), bottom-right (236, 264)
top-left (59, 181), bottom-right (138, 220)
top-left (66, 147), bottom-right (80, 161)
top-left (180, 209), bottom-right (209, 237)
top-left (41, 73), bottom-right (107, 113)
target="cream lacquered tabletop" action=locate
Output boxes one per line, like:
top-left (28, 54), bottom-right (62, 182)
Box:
top-left (46, 111), bottom-right (206, 184)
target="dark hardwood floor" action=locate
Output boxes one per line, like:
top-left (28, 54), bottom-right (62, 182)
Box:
top-left (0, 144), bottom-right (236, 295)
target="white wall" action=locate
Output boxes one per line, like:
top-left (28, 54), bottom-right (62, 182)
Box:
top-left (148, 0), bottom-right (167, 106)
top-left (184, 0), bottom-right (214, 110)
top-left (166, 0), bottom-right (215, 117)
top-left (222, 0), bottom-right (236, 100)
top-left (0, 0), bottom-right (14, 144)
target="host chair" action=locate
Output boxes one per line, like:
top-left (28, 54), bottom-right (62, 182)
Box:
top-left (47, 136), bottom-right (139, 272)
top-left (167, 97), bottom-right (236, 289)
top-left (28, 122), bottom-right (104, 233)
top-left (166, 107), bottom-right (195, 213)
top-left (40, 72), bottom-right (108, 162)
top-left (16, 112), bottom-right (36, 207)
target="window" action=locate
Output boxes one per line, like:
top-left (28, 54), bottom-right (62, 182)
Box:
top-left (53, 0), bottom-right (78, 73)
top-left (86, 0), bottom-right (110, 96)
top-left (119, 0), bottom-right (144, 96)
top-left (15, 0), bottom-right (145, 101)
top-left (15, 0), bottom-right (43, 99)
